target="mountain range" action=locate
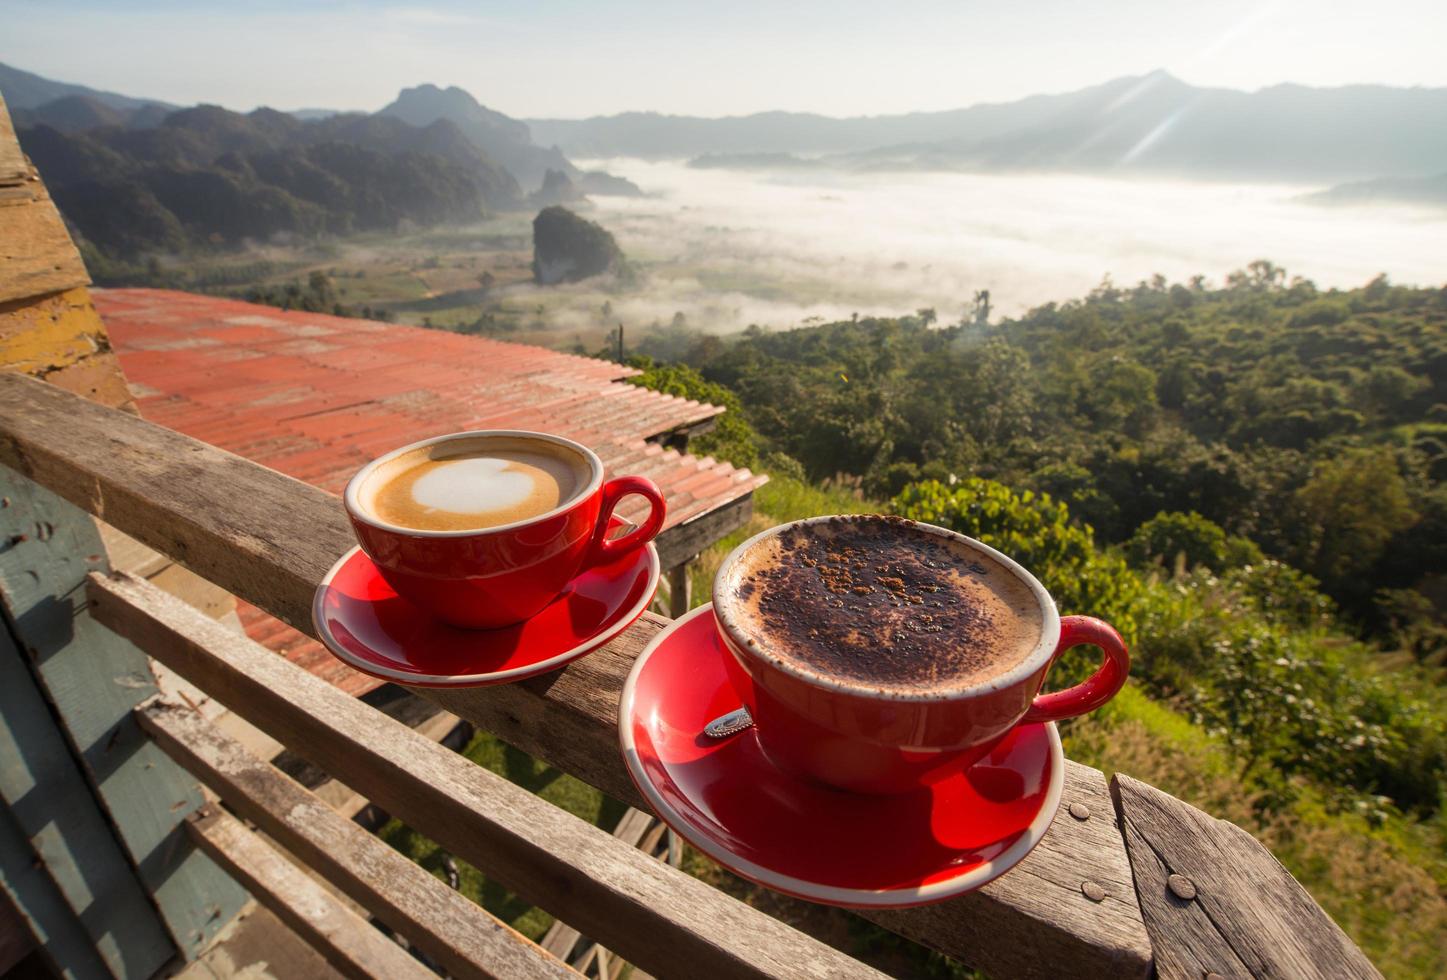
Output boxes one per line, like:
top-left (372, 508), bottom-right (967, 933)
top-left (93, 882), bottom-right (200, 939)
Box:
top-left (1, 62), bottom-right (642, 262)
top-left (528, 71), bottom-right (1447, 185)
top-left (4, 60), bottom-right (1445, 263)
top-left (0, 60), bottom-right (174, 114)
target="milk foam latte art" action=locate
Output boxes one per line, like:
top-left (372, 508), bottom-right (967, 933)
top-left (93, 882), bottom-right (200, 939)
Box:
top-left (371, 446), bottom-right (584, 532)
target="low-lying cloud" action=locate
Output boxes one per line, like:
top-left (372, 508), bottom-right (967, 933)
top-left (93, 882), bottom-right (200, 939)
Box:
top-left (492, 159), bottom-right (1447, 338)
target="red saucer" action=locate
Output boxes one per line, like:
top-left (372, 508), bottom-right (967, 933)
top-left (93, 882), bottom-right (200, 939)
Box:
top-left (618, 605), bottom-right (1063, 907)
top-left (313, 526), bottom-right (659, 687)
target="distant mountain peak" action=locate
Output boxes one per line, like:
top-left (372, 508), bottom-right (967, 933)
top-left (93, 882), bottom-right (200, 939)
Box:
top-left (394, 83), bottom-right (483, 111)
top-left (376, 83), bottom-right (575, 190)
top-left (0, 59), bottom-right (174, 112)
top-left (381, 83), bottom-right (523, 138)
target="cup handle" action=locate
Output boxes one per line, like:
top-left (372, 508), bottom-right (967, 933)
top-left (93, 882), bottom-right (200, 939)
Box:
top-left (588, 475), bottom-right (666, 565)
top-left (1020, 616), bottom-right (1130, 724)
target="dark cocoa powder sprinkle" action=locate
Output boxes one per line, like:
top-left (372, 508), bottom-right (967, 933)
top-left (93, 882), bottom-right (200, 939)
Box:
top-left (734, 516), bottom-right (1036, 691)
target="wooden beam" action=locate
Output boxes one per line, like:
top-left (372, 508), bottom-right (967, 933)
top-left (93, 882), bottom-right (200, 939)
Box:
top-left (1, 372), bottom-right (1155, 978)
top-left (138, 696), bottom-right (575, 980)
top-left (92, 571), bottom-right (884, 980)
top-left (540, 808), bottom-right (656, 964)
top-left (185, 806), bottom-right (438, 980)
top-left (0, 371), bottom-right (355, 632)
top-left (1112, 774), bottom-right (1381, 980)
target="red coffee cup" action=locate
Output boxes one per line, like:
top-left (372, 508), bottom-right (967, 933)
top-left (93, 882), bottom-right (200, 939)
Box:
top-left (712, 516), bottom-right (1128, 794)
top-left (344, 430), bottom-right (665, 629)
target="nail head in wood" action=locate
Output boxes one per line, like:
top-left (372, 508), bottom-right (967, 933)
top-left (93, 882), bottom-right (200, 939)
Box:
top-left (1069, 802), bottom-right (1090, 820)
top-left (1081, 881), bottom-right (1106, 902)
top-left (1167, 873), bottom-right (1197, 900)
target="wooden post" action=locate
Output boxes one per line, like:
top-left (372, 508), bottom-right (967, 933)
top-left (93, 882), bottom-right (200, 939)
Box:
top-left (0, 467), bottom-right (248, 968)
top-left (666, 560), bottom-right (693, 619)
top-left (1112, 773), bottom-right (1381, 979)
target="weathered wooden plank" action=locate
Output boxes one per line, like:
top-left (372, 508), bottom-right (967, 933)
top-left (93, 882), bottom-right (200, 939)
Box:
top-left (1112, 773), bottom-right (1381, 980)
top-left (0, 372), bottom-right (354, 632)
top-left (0, 596), bottom-right (174, 978)
top-left (0, 765), bottom-right (112, 980)
top-left (136, 696), bottom-right (577, 980)
top-left (0, 466), bottom-right (248, 964)
top-left (185, 805), bottom-right (438, 980)
top-left (91, 571), bottom-right (884, 980)
top-left (871, 762), bottom-right (1151, 979)
top-left (540, 808), bottom-right (655, 963)
top-left (4, 372), bottom-right (1154, 978)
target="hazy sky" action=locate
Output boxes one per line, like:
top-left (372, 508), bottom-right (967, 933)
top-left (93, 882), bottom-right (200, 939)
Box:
top-left (5, 0), bottom-right (1445, 118)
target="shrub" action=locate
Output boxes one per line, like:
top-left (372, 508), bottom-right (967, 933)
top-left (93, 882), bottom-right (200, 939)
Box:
top-left (625, 359), bottom-right (762, 468)
top-left (1127, 511), bottom-right (1230, 571)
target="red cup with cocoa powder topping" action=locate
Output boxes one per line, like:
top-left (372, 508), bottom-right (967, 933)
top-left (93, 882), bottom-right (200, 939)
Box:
top-left (712, 515), bottom-right (1128, 794)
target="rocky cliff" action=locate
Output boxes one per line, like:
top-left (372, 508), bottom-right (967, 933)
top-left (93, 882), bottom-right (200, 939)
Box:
top-left (531, 206), bottom-right (623, 284)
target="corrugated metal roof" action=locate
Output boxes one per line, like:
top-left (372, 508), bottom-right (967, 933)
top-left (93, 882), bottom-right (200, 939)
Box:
top-left (97, 288), bottom-right (765, 695)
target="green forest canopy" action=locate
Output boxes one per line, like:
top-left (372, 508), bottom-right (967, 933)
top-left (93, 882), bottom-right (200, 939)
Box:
top-left (627, 265), bottom-right (1447, 821)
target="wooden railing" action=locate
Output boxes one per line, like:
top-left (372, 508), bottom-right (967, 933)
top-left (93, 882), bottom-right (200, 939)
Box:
top-left (0, 371), bottom-right (1381, 979)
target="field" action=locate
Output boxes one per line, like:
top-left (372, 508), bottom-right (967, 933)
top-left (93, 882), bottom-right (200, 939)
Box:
top-left (140, 209), bottom-right (851, 357)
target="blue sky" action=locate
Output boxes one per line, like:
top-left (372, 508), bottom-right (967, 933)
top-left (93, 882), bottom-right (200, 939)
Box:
top-left (4, 0), bottom-right (1445, 118)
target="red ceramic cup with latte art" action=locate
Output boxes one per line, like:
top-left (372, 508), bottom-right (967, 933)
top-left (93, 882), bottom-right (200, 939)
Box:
top-left (712, 516), bottom-right (1128, 794)
top-left (344, 430), bottom-right (665, 629)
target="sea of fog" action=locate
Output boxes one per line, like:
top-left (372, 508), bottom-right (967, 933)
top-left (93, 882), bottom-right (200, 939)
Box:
top-left (535, 159), bottom-right (1447, 334)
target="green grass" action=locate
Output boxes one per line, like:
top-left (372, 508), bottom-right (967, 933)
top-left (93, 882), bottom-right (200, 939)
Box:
top-left (331, 271), bottom-right (430, 305)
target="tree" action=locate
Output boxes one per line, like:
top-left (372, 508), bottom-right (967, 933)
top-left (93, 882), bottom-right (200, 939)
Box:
top-left (1291, 448), bottom-right (1416, 587)
top-left (971, 290), bottom-right (991, 325)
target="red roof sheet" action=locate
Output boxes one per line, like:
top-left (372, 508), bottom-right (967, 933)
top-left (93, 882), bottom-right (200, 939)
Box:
top-left (97, 289), bottom-right (765, 696)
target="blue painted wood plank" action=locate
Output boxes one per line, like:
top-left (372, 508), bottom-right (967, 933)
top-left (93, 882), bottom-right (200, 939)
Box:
top-left (0, 780), bottom-right (113, 979)
top-left (0, 624), bottom-right (169, 978)
top-left (0, 466), bottom-right (248, 968)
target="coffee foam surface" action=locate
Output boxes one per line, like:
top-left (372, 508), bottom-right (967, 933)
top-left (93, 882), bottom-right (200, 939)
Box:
top-left (727, 516), bottom-right (1044, 694)
top-left (368, 444), bottom-right (584, 532)
top-left (411, 457), bottom-right (537, 513)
